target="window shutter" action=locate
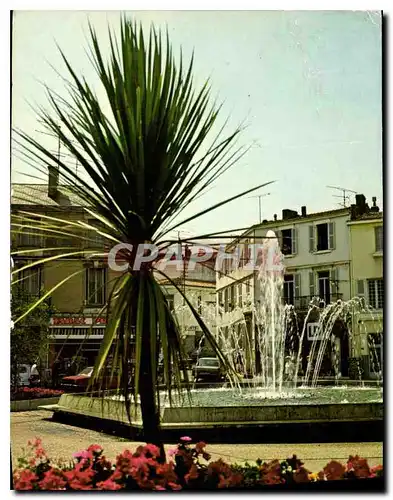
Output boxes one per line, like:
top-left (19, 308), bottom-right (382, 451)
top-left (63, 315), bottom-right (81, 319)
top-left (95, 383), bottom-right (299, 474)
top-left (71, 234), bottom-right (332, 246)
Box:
top-left (330, 268), bottom-right (338, 295)
top-left (309, 271), bottom-right (315, 298)
top-left (328, 222), bottom-right (335, 250)
top-left (292, 228), bottom-right (297, 255)
top-left (309, 226), bottom-right (315, 253)
top-left (277, 230), bottom-right (283, 251)
top-left (295, 273), bottom-right (301, 298)
top-left (357, 279), bottom-right (365, 297)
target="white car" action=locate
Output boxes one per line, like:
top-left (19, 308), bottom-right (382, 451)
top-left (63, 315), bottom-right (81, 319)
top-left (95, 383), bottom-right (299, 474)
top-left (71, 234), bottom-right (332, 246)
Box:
top-left (17, 364), bottom-right (31, 386)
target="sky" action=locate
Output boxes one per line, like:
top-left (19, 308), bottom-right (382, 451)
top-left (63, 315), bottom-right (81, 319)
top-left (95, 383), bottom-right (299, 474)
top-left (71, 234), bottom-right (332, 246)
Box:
top-left (11, 10), bottom-right (383, 239)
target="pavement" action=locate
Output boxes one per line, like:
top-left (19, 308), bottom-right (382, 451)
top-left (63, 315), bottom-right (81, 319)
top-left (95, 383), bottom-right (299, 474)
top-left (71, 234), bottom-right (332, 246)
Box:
top-left (11, 410), bottom-right (383, 473)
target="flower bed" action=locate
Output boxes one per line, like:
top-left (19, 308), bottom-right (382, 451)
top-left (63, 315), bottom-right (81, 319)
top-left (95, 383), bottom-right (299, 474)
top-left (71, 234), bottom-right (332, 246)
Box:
top-left (12, 437), bottom-right (383, 491)
top-left (11, 388), bottom-right (64, 401)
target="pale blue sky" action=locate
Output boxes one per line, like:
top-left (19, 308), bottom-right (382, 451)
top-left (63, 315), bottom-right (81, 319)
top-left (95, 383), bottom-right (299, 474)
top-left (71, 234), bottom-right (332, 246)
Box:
top-left (11, 10), bottom-right (382, 238)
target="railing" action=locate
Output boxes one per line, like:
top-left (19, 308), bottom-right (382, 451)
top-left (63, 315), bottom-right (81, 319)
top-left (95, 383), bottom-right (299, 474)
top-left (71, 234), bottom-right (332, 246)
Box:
top-left (282, 294), bottom-right (344, 309)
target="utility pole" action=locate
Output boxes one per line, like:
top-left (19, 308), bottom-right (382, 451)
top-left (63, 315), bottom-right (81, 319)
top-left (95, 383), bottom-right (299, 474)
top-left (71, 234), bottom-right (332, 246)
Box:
top-left (247, 192), bottom-right (271, 223)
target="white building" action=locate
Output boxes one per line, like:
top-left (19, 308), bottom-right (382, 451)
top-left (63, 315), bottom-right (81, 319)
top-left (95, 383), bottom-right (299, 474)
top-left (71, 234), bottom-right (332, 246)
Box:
top-left (216, 204), bottom-right (353, 376)
top-left (216, 205), bottom-right (351, 312)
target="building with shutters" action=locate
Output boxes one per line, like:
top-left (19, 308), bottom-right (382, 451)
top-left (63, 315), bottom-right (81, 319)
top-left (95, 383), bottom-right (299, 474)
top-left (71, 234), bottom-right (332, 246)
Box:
top-left (216, 202), bottom-right (357, 377)
top-left (11, 175), bottom-right (218, 371)
top-left (347, 196), bottom-right (383, 379)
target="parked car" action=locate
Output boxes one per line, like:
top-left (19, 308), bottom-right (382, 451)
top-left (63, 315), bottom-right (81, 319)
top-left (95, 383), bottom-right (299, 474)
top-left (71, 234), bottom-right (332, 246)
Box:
top-left (17, 364), bottom-right (31, 386)
top-left (61, 365), bottom-right (132, 392)
top-left (193, 357), bottom-right (226, 382)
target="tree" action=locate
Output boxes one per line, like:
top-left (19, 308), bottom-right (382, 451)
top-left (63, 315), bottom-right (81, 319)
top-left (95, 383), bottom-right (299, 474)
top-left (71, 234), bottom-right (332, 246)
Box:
top-left (11, 289), bottom-right (51, 390)
top-left (12, 18), bottom-right (273, 454)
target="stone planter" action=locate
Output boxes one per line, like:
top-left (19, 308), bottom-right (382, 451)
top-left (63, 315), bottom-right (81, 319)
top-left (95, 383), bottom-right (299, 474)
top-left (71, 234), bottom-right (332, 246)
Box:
top-left (11, 396), bottom-right (61, 412)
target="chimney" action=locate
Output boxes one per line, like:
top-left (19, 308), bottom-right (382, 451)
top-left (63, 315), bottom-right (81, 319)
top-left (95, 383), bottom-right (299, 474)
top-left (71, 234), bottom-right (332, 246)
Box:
top-left (355, 194), bottom-right (369, 216)
top-left (48, 166), bottom-right (59, 200)
top-left (273, 214), bottom-right (277, 221)
top-left (282, 209), bottom-right (299, 220)
top-left (370, 196), bottom-right (380, 213)
top-left (355, 194), bottom-right (366, 207)
top-left (301, 206), bottom-right (307, 217)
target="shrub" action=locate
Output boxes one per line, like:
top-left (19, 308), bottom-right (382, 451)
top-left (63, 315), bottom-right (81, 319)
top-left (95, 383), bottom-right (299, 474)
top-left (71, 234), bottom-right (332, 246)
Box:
top-left (12, 438), bottom-right (383, 490)
top-left (11, 388), bottom-right (64, 401)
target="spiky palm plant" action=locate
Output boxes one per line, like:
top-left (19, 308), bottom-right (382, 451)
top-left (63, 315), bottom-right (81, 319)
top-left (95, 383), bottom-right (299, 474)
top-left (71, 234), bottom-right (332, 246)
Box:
top-left (12, 18), bottom-right (272, 453)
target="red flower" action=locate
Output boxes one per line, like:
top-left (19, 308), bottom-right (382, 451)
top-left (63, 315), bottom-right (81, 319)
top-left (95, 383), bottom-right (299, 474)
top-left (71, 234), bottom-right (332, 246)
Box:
top-left (35, 447), bottom-right (46, 459)
top-left (293, 466), bottom-right (310, 483)
top-left (87, 444), bottom-right (103, 455)
top-left (185, 464), bottom-right (199, 483)
top-left (14, 469), bottom-right (38, 490)
top-left (143, 443), bottom-right (160, 458)
top-left (64, 463), bottom-right (95, 490)
top-left (323, 460), bottom-right (346, 481)
top-left (195, 441), bottom-right (207, 453)
top-left (96, 479), bottom-right (123, 490)
top-left (370, 464), bottom-right (383, 478)
top-left (38, 469), bottom-right (67, 490)
top-left (347, 455), bottom-right (370, 478)
top-left (260, 459), bottom-right (283, 485)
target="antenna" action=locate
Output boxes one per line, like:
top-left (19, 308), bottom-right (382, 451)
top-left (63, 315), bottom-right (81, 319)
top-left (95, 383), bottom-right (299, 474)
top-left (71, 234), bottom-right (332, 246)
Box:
top-left (327, 186), bottom-right (357, 208)
top-left (247, 192), bottom-right (271, 223)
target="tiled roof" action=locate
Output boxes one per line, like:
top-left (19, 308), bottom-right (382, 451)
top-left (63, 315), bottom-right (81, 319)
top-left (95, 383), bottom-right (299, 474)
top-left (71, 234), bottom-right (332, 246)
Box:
top-left (11, 184), bottom-right (85, 207)
top-left (350, 211), bottom-right (383, 221)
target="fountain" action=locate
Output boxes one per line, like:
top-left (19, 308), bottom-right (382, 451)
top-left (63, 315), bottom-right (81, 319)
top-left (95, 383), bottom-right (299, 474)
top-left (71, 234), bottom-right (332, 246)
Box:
top-left (41, 230), bottom-right (383, 442)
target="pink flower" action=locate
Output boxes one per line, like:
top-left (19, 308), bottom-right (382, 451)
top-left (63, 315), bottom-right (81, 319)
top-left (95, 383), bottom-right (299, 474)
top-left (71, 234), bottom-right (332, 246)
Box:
top-left (73, 449), bottom-right (93, 461)
top-left (180, 436), bottom-right (192, 442)
top-left (87, 444), bottom-right (103, 455)
top-left (167, 447), bottom-right (178, 458)
top-left (96, 479), bottom-right (122, 490)
top-left (143, 443), bottom-right (161, 458)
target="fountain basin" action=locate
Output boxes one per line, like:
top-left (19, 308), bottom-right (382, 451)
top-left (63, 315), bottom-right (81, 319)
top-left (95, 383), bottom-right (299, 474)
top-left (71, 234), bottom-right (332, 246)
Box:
top-left (40, 387), bottom-right (383, 443)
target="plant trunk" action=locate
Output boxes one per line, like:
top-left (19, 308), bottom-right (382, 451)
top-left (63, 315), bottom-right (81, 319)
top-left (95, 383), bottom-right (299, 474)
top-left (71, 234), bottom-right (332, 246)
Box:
top-left (139, 333), bottom-right (165, 461)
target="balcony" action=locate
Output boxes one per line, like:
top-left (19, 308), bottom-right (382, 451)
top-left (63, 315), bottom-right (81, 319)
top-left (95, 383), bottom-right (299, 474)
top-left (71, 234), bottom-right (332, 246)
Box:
top-left (282, 294), bottom-right (344, 310)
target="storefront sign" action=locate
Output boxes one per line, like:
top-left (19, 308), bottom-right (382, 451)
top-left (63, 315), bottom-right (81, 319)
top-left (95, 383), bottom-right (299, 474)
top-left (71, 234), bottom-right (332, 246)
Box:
top-left (51, 316), bottom-right (107, 326)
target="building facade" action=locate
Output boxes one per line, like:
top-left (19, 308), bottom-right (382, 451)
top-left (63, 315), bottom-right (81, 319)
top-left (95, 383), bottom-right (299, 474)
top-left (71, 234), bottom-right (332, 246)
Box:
top-left (215, 195), bottom-right (380, 378)
top-left (12, 180), bottom-right (217, 370)
top-left (348, 197), bottom-right (383, 379)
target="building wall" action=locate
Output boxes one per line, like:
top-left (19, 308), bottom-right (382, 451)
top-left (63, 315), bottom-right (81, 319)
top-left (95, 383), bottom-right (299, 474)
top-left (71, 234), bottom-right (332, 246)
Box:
top-left (348, 217), bottom-right (383, 369)
top-left (216, 210), bottom-right (351, 304)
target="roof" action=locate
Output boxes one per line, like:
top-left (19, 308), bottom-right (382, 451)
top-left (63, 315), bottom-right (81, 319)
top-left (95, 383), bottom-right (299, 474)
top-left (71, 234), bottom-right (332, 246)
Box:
top-left (156, 278), bottom-right (215, 289)
top-left (11, 184), bottom-right (85, 208)
top-left (350, 211), bottom-right (383, 222)
top-left (226, 207), bottom-right (350, 249)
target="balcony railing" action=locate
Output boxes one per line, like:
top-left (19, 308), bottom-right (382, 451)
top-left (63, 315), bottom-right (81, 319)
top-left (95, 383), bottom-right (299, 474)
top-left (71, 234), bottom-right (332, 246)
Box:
top-left (282, 294), bottom-right (343, 310)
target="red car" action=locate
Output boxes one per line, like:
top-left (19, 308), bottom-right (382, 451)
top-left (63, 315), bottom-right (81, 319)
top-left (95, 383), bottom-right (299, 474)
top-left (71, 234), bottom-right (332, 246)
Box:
top-left (61, 366), bottom-right (122, 392)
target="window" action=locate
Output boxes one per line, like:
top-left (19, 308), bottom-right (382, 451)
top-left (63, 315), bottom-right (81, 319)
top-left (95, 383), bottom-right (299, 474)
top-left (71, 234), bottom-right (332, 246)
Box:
top-left (87, 220), bottom-right (107, 249)
top-left (85, 267), bottom-right (107, 306)
top-left (310, 222), bottom-right (335, 252)
top-left (18, 221), bottom-right (42, 247)
top-left (375, 226), bottom-right (383, 252)
top-left (281, 228), bottom-right (297, 255)
top-left (18, 266), bottom-right (41, 296)
top-left (367, 279), bottom-right (384, 309)
top-left (318, 270), bottom-right (331, 304)
top-left (246, 280), bottom-right (251, 295)
top-left (283, 274), bottom-right (295, 305)
top-left (224, 288), bottom-right (229, 312)
top-left (229, 286), bottom-right (235, 309)
top-left (238, 283), bottom-right (243, 306)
